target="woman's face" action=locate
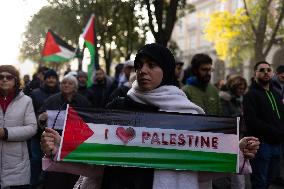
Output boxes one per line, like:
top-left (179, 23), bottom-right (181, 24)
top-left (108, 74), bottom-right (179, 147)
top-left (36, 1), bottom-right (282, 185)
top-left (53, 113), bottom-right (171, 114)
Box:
top-left (235, 84), bottom-right (246, 97)
top-left (136, 57), bottom-right (163, 91)
top-left (0, 72), bottom-right (15, 92)
top-left (61, 80), bottom-right (76, 95)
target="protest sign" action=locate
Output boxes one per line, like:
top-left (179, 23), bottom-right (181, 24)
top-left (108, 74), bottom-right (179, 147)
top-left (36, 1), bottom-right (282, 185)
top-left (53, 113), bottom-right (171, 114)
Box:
top-left (56, 105), bottom-right (239, 173)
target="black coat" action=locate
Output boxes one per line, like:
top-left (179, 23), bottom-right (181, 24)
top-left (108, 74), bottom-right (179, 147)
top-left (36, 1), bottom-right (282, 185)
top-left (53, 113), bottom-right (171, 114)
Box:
top-left (31, 84), bottom-right (60, 116)
top-left (88, 78), bottom-right (113, 108)
top-left (243, 81), bottom-right (284, 144)
top-left (30, 84), bottom-right (60, 138)
top-left (102, 97), bottom-right (158, 189)
top-left (40, 92), bottom-right (91, 113)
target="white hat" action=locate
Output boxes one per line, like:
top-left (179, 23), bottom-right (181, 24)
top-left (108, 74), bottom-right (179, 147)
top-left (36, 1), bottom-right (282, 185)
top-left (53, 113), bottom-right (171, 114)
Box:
top-left (124, 60), bottom-right (134, 68)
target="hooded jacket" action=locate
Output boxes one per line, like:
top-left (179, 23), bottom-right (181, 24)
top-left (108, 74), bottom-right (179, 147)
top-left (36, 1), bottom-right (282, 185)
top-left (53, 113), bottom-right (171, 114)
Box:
top-left (0, 91), bottom-right (37, 187)
top-left (243, 81), bottom-right (284, 144)
top-left (271, 75), bottom-right (284, 99)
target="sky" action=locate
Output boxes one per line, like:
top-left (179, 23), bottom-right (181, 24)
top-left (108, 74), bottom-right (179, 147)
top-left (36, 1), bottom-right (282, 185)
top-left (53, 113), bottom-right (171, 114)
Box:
top-left (0, 1), bottom-right (155, 77)
top-left (0, 0), bottom-right (47, 76)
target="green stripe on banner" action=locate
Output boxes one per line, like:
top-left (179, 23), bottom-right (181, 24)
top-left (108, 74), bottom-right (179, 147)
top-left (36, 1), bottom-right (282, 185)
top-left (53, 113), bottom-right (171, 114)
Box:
top-left (62, 143), bottom-right (237, 173)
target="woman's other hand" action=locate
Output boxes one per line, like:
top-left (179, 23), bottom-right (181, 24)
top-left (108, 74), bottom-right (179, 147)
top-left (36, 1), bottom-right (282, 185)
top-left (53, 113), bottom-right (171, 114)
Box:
top-left (239, 136), bottom-right (260, 159)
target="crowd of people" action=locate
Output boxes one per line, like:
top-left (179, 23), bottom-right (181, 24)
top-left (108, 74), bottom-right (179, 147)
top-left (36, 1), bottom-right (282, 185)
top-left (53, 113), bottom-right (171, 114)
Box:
top-left (0, 43), bottom-right (282, 189)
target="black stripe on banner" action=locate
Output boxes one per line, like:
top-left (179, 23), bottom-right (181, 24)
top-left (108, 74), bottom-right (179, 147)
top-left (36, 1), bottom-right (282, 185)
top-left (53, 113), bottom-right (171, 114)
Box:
top-left (72, 107), bottom-right (237, 134)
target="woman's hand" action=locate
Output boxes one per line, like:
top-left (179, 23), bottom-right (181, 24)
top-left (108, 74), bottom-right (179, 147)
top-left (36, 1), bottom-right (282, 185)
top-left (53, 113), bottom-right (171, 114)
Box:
top-left (41, 128), bottom-right (61, 156)
top-left (239, 136), bottom-right (260, 159)
top-left (38, 112), bottom-right (48, 129)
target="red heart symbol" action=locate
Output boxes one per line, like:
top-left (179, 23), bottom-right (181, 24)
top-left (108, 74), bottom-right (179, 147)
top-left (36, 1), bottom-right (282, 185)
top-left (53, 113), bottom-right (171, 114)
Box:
top-left (116, 127), bottom-right (136, 144)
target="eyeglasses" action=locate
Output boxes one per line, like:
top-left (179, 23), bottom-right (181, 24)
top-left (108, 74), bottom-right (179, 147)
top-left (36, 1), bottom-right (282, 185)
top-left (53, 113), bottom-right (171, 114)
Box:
top-left (257, 68), bottom-right (272, 73)
top-left (0, 74), bottom-right (15, 81)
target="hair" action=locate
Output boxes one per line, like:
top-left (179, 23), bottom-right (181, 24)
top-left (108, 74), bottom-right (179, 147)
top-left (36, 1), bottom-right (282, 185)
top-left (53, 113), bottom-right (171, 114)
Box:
top-left (253, 61), bottom-right (270, 71)
top-left (61, 75), bottom-right (78, 92)
top-left (227, 75), bottom-right (247, 94)
top-left (77, 71), bottom-right (88, 78)
top-left (0, 65), bottom-right (20, 89)
top-left (191, 53), bottom-right (212, 71)
top-left (37, 66), bottom-right (49, 74)
top-left (276, 65), bottom-right (284, 74)
top-left (44, 69), bottom-right (58, 80)
top-left (96, 67), bottom-right (105, 72)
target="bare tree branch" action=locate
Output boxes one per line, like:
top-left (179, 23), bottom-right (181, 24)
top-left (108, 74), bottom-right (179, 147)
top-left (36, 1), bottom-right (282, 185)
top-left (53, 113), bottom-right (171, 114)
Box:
top-left (264, 1), bottom-right (284, 56)
top-left (164, 0), bottom-right (179, 43)
top-left (145, 0), bottom-right (157, 39)
top-left (154, 0), bottom-right (163, 32)
top-left (243, 0), bottom-right (257, 35)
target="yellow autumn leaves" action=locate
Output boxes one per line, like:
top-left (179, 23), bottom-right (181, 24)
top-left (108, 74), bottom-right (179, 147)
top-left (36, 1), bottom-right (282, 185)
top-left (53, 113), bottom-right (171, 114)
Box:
top-left (204, 9), bottom-right (249, 61)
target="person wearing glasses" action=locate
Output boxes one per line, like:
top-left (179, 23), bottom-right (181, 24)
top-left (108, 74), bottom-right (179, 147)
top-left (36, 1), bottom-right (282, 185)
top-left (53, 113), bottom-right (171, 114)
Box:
top-left (0, 65), bottom-right (37, 189)
top-left (182, 53), bottom-right (222, 116)
top-left (243, 61), bottom-right (284, 189)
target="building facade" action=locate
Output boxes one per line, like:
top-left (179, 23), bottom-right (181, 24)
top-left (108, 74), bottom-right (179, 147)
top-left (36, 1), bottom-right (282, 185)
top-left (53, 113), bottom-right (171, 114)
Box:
top-left (171, 0), bottom-right (284, 83)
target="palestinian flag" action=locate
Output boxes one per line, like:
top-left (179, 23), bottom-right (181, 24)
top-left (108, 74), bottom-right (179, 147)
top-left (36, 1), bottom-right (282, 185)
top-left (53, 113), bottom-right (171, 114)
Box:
top-left (42, 30), bottom-right (76, 62)
top-left (56, 106), bottom-right (240, 173)
top-left (82, 14), bottom-right (96, 87)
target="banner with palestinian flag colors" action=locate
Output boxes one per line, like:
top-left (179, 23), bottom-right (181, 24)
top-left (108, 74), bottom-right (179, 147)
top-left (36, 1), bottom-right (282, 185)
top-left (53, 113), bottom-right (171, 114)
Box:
top-left (42, 29), bottom-right (76, 62)
top-left (56, 105), bottom-right (240, 173)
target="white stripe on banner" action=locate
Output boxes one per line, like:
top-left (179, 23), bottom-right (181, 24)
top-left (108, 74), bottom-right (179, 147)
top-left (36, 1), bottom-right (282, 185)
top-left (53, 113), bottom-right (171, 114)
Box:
top-left (85, 123), bottom-right (238, 154)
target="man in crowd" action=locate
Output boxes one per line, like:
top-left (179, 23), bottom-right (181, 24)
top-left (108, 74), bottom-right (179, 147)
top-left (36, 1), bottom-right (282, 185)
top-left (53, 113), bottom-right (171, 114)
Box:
top-left (243, 61), bottom-right (284, 189)
top-left (88, 68), bottom-right (113, 108)
top-left (175, 60), bottom-right (184, 88)
top-left (271, 64), bottom-right (284, 186)
top-left (30, 69), bottom-right (60, 189)
top-left (272, 65), bottom-right (284, 104)
top-left (182, 53), bottom-right (222, 115)
top-left (24, 66), bottom-right (49, 96)
top-left (77, 70), bottom-right (91, 100)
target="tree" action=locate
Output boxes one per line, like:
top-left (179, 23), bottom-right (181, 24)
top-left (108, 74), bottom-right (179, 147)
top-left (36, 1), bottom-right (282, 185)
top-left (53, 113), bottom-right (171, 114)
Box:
top-left (204, 9), bottom-right (250, 66)
top-left (20, 0), bottom-right (147, 74)
top-left (19, 6), bottom-right (81, 63)
top-left (243, 0), bottom-right (284, 62)
top-left (204, 0), bottom-right (284, 65)
top-left (143, 0), bottom-right (194, 46)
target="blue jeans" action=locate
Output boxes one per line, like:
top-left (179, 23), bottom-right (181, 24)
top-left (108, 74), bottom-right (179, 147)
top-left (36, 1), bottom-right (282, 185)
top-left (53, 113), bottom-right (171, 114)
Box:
top-left (250, 142), bottom-right (282, 189)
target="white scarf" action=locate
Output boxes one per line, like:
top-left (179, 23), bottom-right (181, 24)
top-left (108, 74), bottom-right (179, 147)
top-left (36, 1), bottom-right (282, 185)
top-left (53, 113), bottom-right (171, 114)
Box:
top-left (127, 81), bottom-right (205, 114)
top-left (127, 81), bottom-right (211, 189)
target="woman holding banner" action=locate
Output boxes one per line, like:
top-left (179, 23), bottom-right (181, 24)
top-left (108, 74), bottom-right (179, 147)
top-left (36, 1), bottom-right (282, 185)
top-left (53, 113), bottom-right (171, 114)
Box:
top-left (41, 44), bottom-right (259, 189)
top-left (38, 74), bottom-right (92, 189)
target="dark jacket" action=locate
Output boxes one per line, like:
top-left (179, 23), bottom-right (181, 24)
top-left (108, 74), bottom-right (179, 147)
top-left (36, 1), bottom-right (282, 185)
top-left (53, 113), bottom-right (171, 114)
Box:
top-left (88, 77), bottom-right (113, 108)
top-left (30, 84), bottom-right (60, 138)
top-left (108, 85), bottom-right (130, 102)
top-left (31, 84), bottom-right (60, 116)
top-left (271, 76), bottom-right (284, 99)
top-left (23, 78), bottom-right (41, 96)
top-left (102, 97), bottom-right (158, 189)
top-left (219, 91), bottom-right (242, 117)
top-left (78, 85), bottom-right (93, 103)
top-left (243, 81), bottom-right (284, 144)
top-left (40, 92), bottom-right (91, 113)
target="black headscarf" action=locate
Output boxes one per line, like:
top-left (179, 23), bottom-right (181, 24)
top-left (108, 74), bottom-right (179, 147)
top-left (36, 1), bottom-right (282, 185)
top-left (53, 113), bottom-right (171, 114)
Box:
top-left (134, 43), bottom-right (178, 87)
